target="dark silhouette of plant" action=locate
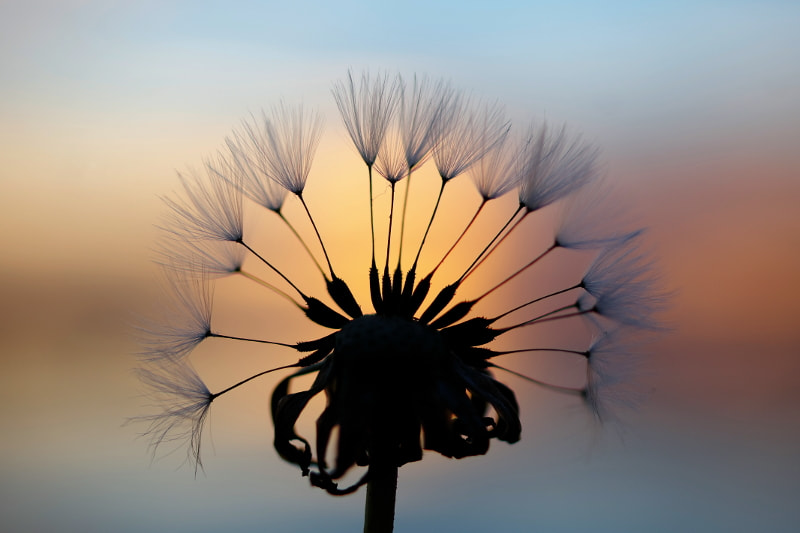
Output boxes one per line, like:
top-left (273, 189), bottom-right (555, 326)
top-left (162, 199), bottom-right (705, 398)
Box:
top-left (134, 70), bottom-right (664, 533)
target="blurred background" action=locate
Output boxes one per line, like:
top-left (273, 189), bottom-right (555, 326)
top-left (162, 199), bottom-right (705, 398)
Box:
top-left (1, 1), bottom-right (798, 532)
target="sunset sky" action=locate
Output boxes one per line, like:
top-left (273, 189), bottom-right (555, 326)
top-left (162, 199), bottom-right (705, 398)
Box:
top-left (1, 1), bottom-right (798, 532)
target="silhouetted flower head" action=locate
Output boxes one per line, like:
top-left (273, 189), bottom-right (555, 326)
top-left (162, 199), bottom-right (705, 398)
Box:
top-left (135, 71), bottom-right (665, 496)
top-left (272, 314), bottom-right (521, 494)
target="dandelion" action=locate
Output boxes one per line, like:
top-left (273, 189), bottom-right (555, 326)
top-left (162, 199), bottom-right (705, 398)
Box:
top-left (135, 72), bottom-right (665, 532)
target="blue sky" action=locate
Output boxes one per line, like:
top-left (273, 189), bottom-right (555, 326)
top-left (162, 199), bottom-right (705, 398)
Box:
top-left (4, 0), bottom-right (798, 142)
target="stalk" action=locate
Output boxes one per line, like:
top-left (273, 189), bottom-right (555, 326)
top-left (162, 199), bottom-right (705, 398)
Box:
top-left (363, 459), bottom-right (398, 533)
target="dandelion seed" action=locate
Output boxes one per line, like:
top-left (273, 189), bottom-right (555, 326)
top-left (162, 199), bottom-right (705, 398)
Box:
top-left (400, 98), bottom-right (510, 276)
top-left (392, 74), bottom-right (456, 273)
top-left (333, 70), bottom-right (402, 267)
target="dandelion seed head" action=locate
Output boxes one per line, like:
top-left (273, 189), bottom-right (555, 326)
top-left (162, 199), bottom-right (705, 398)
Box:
top-left (137, 70), bottom-right (667, 497)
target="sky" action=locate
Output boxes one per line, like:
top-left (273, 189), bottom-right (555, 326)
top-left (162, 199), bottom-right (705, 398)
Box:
top-left (1, 1), bottom-right (799, 532)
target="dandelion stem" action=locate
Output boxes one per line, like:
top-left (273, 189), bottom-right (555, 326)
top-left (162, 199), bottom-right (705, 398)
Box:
top-left (210, 364), bottom-right (298, 400)
top-left (395, 168), bottom-right (413, 272)
top-left (237, 270), bottom-right (304, 309)
top-left (489, 363), bottom-right (583, 396)
top-left (368, 164), bottom-right (377, 266)
top-left (297, 193), bottom-right (335, 278)
top-left (239, 240), bottom-right (306, 299)
top-left (208, 333), bottom-right (296, 349)
top-left (363, 450), bottom-right (398, 533)
top-left (526, 308), bottom-right (592, 326)
top-left (459, 204), bottom-right (526, 283)
top-left (430, 198), bottom-right (487, 277)
top-left (474, 243), bottom-right (558, 303)
top-left (494, 347), bottom-right (588, 357)
top-left (502, 303), bottom-right (591, 332)
top-left (384, 181), bottom-right (397, 274)
top-left (410, 177), bottom-right (448, 271)
top-left (491, 282), bottom-right (581, 322)
top-left (277, 211), bottom-right (328, 279)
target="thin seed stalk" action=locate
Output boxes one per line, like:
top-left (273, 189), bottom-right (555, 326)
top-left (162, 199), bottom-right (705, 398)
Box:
top-left (394, 167), bottom-right (414, 271)
top-left (368, 164), bottom-right (377, 265)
